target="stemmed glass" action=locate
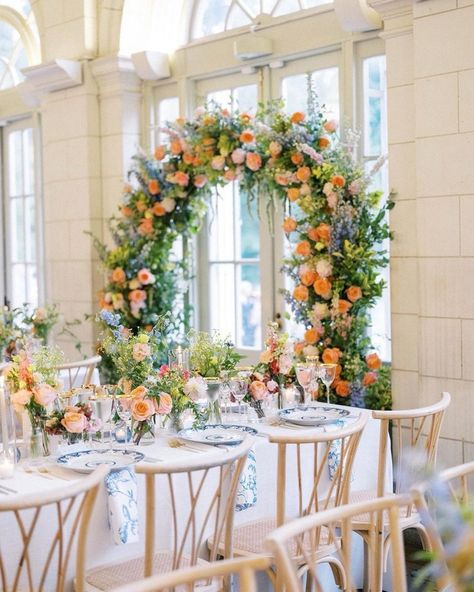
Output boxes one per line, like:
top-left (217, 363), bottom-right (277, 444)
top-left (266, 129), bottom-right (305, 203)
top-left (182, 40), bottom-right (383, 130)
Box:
top-left (218, 370), bottom-right (232, 422)
top-left (114, 395), bottom-right (134, 446)
top-left (295, 363), bottom-right (315, 406)
top-left (90, 387), bottom-right (115, 449)
top-left (318, 364), bottom-right (337, 404)
top-left (229, 378), bottom-right (249, 419)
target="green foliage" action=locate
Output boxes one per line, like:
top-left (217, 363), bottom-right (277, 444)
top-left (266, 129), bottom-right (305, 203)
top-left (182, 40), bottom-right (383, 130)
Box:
top-left (188, 330), bottom-right (243, 377)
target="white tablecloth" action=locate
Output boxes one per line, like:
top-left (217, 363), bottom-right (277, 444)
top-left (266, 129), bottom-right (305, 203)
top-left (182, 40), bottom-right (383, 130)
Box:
top-left (0, 404), bottom-right (392, 591)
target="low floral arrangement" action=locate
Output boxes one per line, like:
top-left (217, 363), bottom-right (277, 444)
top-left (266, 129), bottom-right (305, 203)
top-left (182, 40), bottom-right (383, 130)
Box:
top-left (0, 306), bottom-right (21, 361)
top-left (188, 330), bottom-right (242, 378)
top-left (45, 403), bottom-right (95, 443)
top-left (21, 304), bottom-right (60, 345)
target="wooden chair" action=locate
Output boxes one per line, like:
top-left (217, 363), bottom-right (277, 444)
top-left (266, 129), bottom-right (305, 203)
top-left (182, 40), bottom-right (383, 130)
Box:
top-left (350, 392), bottom-right (451, 590)
top-left (82, 438), bottom-right (255, 591)
top-left (110, 556), bottom-right (271, 592)
top-left (412, 460), bottom-right (474, 591)
top-left (208, 414), bottom-right (368, 584)
top-left (55, 355), bottom-right (102, 390)
top-left (0, 465), bottom-right (108, 592)
top-left (266, 493), bottom-right (412, 592)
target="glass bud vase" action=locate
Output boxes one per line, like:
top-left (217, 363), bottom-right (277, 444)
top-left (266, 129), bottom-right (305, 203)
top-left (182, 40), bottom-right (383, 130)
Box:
top-left (0, 385), bottom-right (17, 478)
top-left (167, 410), bottom-right (185, 434)
top-left (204, 379), bottom-right (222, 425)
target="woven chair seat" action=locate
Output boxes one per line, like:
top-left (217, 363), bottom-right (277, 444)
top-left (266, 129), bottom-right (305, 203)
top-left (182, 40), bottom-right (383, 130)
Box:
top-left (83, 551), bottom-right (212, 592)
top-left (348, 490), bottom-right (421, 530)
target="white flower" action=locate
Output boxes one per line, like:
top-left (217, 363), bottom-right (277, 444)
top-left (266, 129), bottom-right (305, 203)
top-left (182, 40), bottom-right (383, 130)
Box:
top-left (279, 354), bottom-right (293, 375)
top-left (312, 302), bottom-right (330, 320)
top-left (161, 198), bottom-right (176, 213)
top-left (316, 259), bottom-right (333, 278)
top-left (322, 182), bottom-right (334, 196)
top-left (183, 376), bottom-right (207, 401)
top-left (303, 345), bottom-right (318, 357)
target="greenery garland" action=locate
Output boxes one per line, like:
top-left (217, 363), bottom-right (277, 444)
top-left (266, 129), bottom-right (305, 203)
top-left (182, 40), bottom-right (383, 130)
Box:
top-left (94, 100), bottom-right (393, 409)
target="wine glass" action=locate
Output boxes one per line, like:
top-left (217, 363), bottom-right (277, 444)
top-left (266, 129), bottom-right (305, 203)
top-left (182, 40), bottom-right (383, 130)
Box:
top-left (218, 370), bottom-right (232, 422)
top-left (295, 363), bottom-right (314, 406)
top-left (319, 364), bottom-right (337, 404)
top-left (90, 392), bottom-right (114, 449)
top-left (229, 378), bottom-right (248, 418)
top-left (114, 395), bottom-right (133, 446)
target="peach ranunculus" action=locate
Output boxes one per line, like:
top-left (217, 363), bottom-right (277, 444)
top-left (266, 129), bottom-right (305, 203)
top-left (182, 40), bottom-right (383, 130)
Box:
top-left (322, 347), bottom-right (341, 364)
top-left (183, 152), bottom-right (194, 165)
top-left (347, 285), bottom-right (362, 302)
top-left (148, 179), bottom-right (161, 195)
top-left (269, 141), bottom-right (282, 157)
top-left (290, 111), bottom-right (305, 124)
top-left (246, 152), bottom-right (262, 171)
top-left (170, 139), bottom-right (182, 155)
top-left (111, 267), bottom-right (126, 284)
top-left (138, 218), bottom-right (154, 235)
top-left (287, 187), bottom-right (300, 202)
top-left (299, 267), bottom-right (318, 287)
top-left (259, 350), bottom-right (272, 364)
top-left (295, 241), bottom-right (311, 257)
top-left (335, 380), bottom-right (350, 397)
top-left (316, 259), bottom-right (332, 278)
top-left (293, 284), bottom-right (309, 302)
top-left (128, 289), bottom-right (147, 303)
top-left (11, 388), bottom-right (32, 411)
top-left (366, 353), bottom-right (382, 370)
top-left (224, 169), bottom-right (238, 182)
top-left (249, 380), bottom-right (268, 401)
top-left (162, 198), bottom-right (176, 213)
top-left (62, 411), bottom-right (88, 433)
top-left (136, 200), bottom-right (147, 212)
top-left (363, 372), bottom-right (377, 387)
top-left (239, 130), bottom-right (255, 144)
top-left (152, 202), bottom-right (166, 216)
top-left (211, 155), bottom-right (226, 170)
top-left (283, 217), bottom-right (297, 233)
top-left (138, 268), bottom-right (155, 285)
top-left (130, 385), bottom-right (148, 399)
top-left (312, 302), bottom-right (329, 320)
top-left (193, 174), bottom-right (208, 188)
top-left (174, 171), bottom-right (190, 187)
top-left (154, 145), bottom-right (166, 160)
top-left (132, 343), bottom-right (151, 362)
top-left (337, 299), bottom-right (352, 315)
top-left (33, 383), bottom-right (57, 406)
top-left (304, 327), bottom-right (320, 345)
top-left (323, 119), bottom-right (338, 133)
top-left (121, 205), bottom-right (133, 218)
top-left (307, 223), bottom-right (331, 244)
top-left (313, 277), bottom-right (332, 300)
top-left (131, 399), bottom-right (155, 422)
top-left (331, 175), bottom-right (345, 187)
top-left (155, 392), bottom-right (172, 415)
top-left (296, 166), bottom-right (311, 183)
top-left (294, 341), bottom-right (306, 356)
top-left (275, 173), bottom-right (291, 186)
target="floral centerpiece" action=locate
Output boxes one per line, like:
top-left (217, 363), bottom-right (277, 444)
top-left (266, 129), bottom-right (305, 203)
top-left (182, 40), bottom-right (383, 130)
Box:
top-left (45, 403), bottom-right (95, 444)
top-left (21, 304), bottom-right (60, 345)
top-left (0, 306), bottom-right (22, 361)
top-left (249, 323), bottom-right (295, 413)
top-left (4, 346), bottom-right (64, 455)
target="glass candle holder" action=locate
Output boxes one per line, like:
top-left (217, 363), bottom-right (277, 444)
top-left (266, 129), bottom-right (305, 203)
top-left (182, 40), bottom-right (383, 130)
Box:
top-left (0, 377), bottom-right (17, 479)
top-left (168, 346), bottom-right (190, 370)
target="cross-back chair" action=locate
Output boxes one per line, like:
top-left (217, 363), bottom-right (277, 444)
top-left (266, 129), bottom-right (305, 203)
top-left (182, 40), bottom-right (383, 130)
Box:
top-left (55, 355), bottom-right (102, 390)
top-left (111, 556), bottom-right (271, 592)
top-left (412, 460), bottom-right (474, 591)
top-left (266, 493), bottom-right (412, 592)
top-left (0, 465), bottom-right (108, 592)
top-left (208, 414), bottom-right (368, 585)
top-left (350, 391), bottom-right (451, 590)
top-left (83, 439), bottom-right (255, 591)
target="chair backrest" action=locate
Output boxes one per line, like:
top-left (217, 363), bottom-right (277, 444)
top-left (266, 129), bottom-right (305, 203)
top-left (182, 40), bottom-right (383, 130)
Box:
top-left (267, 414), bottom-right (368, 526)
top-left (373, 392), bottom-right (451, 498)
top-left (0, 465), bottom-right (108, 592)
top-left (55, 355), bottom-right (102, 390)
top-left (111, 556), bottom-right (270, 592)
top-left (412, 460), bottom-right (474, 591)
top-left (266, 493), bottom-right (412, 592)
top-left (136, 438), bottom-right (254, 578)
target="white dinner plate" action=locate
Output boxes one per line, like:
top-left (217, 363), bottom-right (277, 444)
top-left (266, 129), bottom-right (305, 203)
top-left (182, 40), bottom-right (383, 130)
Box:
top-left (177, 424), bottom-right (257, 446)
top-left (278, 406), bottom-right (351, 426)
top-left (56, 449), bottom-right (145, 473)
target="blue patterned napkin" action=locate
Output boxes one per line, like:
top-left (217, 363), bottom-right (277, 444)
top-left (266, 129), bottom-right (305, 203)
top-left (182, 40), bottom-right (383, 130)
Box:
top-left (327, 419), bottom-right (354, 482)
top-left (236, 449), bottom-right (257, 511)
top-left (105, 467), bottom-right (139, 545)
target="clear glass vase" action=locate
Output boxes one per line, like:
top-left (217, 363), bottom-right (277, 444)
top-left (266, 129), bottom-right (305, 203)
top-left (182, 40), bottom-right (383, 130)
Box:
top-left (0, 386), bottom-right (17, 478)
top-left (204, 379), bottom-right (222, 425)
top-left (167, 411), bottom-right (185, 434)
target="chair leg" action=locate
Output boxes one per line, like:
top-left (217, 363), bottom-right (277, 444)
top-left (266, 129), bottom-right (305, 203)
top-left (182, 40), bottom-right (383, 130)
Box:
top-left (324, 556), bottom-right (347, 590)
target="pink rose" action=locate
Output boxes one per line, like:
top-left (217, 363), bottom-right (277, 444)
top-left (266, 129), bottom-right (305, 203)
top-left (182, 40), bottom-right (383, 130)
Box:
top-left (193, 175), bottom-right (208, 188)
top-left (231, 148), bottom-right (246, 164)
top-left (323, 119), bottom-right (338, 133)
top-left (224, 169), bottom-right (238, 181)
top-left (161, 198), bottom-right (176, 212)
top-left (61, 411), bottom-right (88, 433)
top-left (131, 399), bottom-right (155, 422)
top-left (33, 384), bottom-right (57, 406)
top-left (11, 388), bottom-right (32, 411)
top-left (211, 155), bottom-right (226, 170)
top-left (132, 343), bottom-right (151, 361)
top-left (348, 180), bottom-right (360, 195)
top-left (249, 380), bottom-right (268, 401)
top-left (154, 392), bottom-right (172, 415)
top-left (266, 380), bottom-right (278, 393)
top-left (137, 268), bottom-right (155, 285)
top-left (246, 152), bottom-right (262, 171)
top-left (327, 193), bottom-right (338, 209)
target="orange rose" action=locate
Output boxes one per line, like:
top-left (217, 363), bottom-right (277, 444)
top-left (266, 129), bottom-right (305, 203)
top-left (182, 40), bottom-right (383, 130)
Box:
top-left (136, 200), bottom-right (147, 212)
top-left (287, 187), bottom-right (300, 202)
top-left (293, 284), bottom-right (309, 302)
top-left (307, 223), bottom-right (331, 243)
top-left (322, 348), bottom-right (341, 364)
top-left (363, 372), bottom-right (377, 387)
top-left (130, 385), bottom-right (148, 398)
top-left (337, 299), bottom-right (352, 315)
top-left (239, 130), bottom-right (255, 143)
top-left (300, 269), bottom-right (317, 286)
top-left (61, 411), bottom-right (88, 433)
top-left (129, 289), bottom-right (147, 302)
top-left (294, 341), bottom-right (305, 356)
top-left (183, 152), bottom-right (194, 165)
top-left (138, 218), bottom-right (154, 235)
top-left (173, 171), bottom-right (189, 187)
top-left (366, 353), bottom-right (382, 370)
top-left (203, 115), bottom-right (216, 125)
top-left (240, 113), bottom-right (252, 123)
top-left (296, 166), bottom-right (311, 183)
top-left (291, 153), bottom-right (303, 165)
top-left (121, 205), bottom-right (133, 218)
top-left (295, 241), bottom-right (311, 257)
top-left (283, 217), bottom-right (297, 233)
top-left (170, 139), bottom-right (182, 155)
top-left (152, 202), bottom-right (166, 216)
top-left (290, 111), bottom-right (305, 124)
top-left (148, 179), bottom-right (160, 195)
top-left (246, 152), bottom-right (262, 171)
top-left (111, 267), bottom-right (126, 284)
top-left (335, 380), bottom-right (350, 397)
top-left (131, 399), bottom-right (154, 422)
top-left (331, 175), bottom-right (345, 187)
top-left (313, 277), bottom-right (332, 299)
top-left (347, 286), bottom-right (362, 302)
top-left (304, 327), bottom-right (320, 345)
top-left (154, 145), bottom-right (166, 160)
top-left (137, 268), bottom-right (155, 285)
top-left (319, 137), bottom-right (330, 149)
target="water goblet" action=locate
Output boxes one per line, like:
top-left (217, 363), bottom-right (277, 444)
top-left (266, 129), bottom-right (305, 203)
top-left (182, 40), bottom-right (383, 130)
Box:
top-left (295, 363), bottom-right (315, 406)
top-left (114, 395), bottom-right (134, 446)
top-left (229, 378), bottom-right (249, 418)
top-left (90, 390), bottom-right (114, 449)
top-left (319, 364), bottom-right (337, 404)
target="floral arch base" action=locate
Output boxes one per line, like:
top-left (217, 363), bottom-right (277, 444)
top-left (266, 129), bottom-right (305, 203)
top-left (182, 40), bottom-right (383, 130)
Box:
top-left (95, 101), bottom-right (393, 410)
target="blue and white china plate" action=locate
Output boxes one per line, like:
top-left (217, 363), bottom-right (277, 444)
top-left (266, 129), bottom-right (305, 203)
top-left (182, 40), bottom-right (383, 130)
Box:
top-left (56, 449), bottom-right (145, 473)
top-left (178, 424), bottom-right (257, 446)
top-left (278, 406), bottom-right (351, 426)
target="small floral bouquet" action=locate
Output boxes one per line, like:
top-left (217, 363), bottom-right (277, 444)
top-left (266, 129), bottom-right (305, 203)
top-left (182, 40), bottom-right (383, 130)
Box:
top-left (22, 303), bottom-right (60, 345)
top-left (188, 330), bottom-right (242, 378)
top-left (45, 403), bottom-right (95, 443)
top-left (249, 323), bottom-right (295, 412)
top-left (4, 346), bottom-right (64, 454)
top-left (0, 306), bottom-right (22, 361)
